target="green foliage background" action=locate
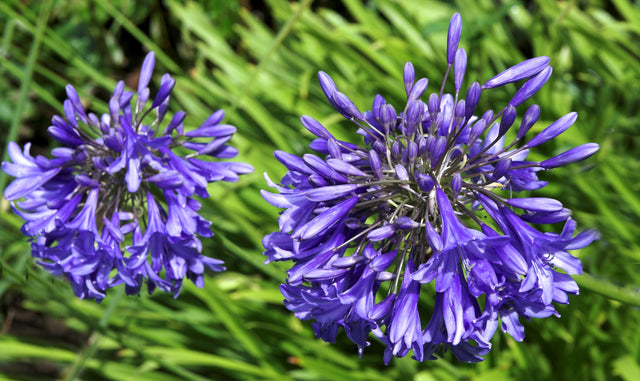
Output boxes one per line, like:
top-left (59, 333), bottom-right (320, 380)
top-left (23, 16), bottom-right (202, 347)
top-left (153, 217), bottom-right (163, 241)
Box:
top-left (1, 0), bottom-right (639, 380)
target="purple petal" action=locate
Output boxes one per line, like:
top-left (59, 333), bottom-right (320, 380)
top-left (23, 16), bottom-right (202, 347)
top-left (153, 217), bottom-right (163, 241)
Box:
top-left (76, 174), bottom-right (100, 188)
top-left (416, 172), bottom-right (434, 192)
top-left (332, 255), bottom-right (363, 268)
top-left (520, 209), bottom-right (572, 224)
top-left (501, 310), bottom-right (525, 341)
top-left (65, 85), bottom-right (87, 119)
top-left (63, 100), bottom-right (77, 127)
top-left (372, 94), bottom-right (385, 119)
top-left (185, 136), bottom-right (232, 156)
top-left (408, 78), bottom-right (428, 101)
top-left (333, 91), bottom-right (363, 120)
top-left (138, 52), bottom-right (156, 95)
top-left (303, 268), bottom-right (348, 281)
top-left (492, 158), bottom-right (511, 181)
top-left (425, 222), bottom-right (443, 252)
top-left (303, 154), bottom-right (349, 183)
top-left (165, 111), bottom-right (187, 135)
top-left (540, 143), bottom-right (599, 169)
top-left (301, 115), bottom-right (333, 140)
top-left (395, 164), bottom-right (409, 181)
top-left (368, 150), bottom-right (382, 180)
top-left (509, 66), bottom-right (552, 107)
top-left (147, 170), bottom-right (183, 189)
top-left (48, 126), bottom-right (84, 147)
top-left (403, 62), bottom-right (415, 96)
top-left (146, 136), bottom-right (172, 148)
top-left (318, 71), bottom-right (338, 101)
top-left (506, 197), bottom-right (563, 212)
top-left (451, 173), bottom-right (462, 194)
top-left (103, 215), bottom-right (124, 243)
top-left (200, 109), bottom-right (225, 128)
top-left (327, 139), bottom-right (341, 160)
top-left (430, 136), bottom-right (447, 165)
top-left (428, 93), bottom-right (440, 118)
top-left (447, 13), bottom-right (462, 64)
top-left (517, 104), bottom-right (541, 139)
top-left (305, 184), bottom-right (358, 201)
top-left (526, 112), bottom-right (577, 148)
top-left (564, 229), bottom-right (600, 250)
top-left (4, 168), bottom-right (61, 200)
top-left (380, 104), bottom-right (397, 133)
top-left (367, 225), bottom-right (396, 242)
top-left (454, 48), bottom-right (467, 91)
top-left (137, 88), bottom-right (150, 111)
top-left (394, 216), bottom-right (419, 230)
top-left (498, 104), bottom-right (517, 136)
top-left (469, 119), bottom-right (487, 142)
top-left (126, 158), bottom-right (141, 193)
top-left (295, 196), bottom-right (358, 240)
top-left (465, 82), bottom-right (482, 119)
top-left (260, 190), bottom-right (292, 209)
top-left (274, 151), bottom-right (312, 174)
top-left (151, 75), bottom-right (175, 109)
top-left (483, 56), bottom-right (550, 89)
top-left (327, 158), bottom-right (367, 177)
top-left (370, 250), bottom-right (397, 271)
top-left (184, 124), bottom-right (236, 138)
top-left (404, 101), bottom-right (424, 134)
top-left (549, 251), bottom-right (582, 275)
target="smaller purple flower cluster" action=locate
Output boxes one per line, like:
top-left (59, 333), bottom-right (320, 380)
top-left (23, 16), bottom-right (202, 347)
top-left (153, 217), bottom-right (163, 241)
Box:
top-left (2, 52), bottom-right (253, 301)
top-left (263, 14), bottom-right (599, 362)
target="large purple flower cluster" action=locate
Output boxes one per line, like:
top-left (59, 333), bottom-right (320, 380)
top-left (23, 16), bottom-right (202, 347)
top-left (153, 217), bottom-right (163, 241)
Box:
top-left (262, 14), bottom-right (599, 362)
top-left (2, 52), bottom-right (253, 301)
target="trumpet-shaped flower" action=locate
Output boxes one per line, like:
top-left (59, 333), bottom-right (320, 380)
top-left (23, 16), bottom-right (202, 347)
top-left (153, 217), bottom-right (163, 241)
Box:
top-left (2, 52), bottom-right (253, 301)
top-left (263, 13), bottom-right (598, 362)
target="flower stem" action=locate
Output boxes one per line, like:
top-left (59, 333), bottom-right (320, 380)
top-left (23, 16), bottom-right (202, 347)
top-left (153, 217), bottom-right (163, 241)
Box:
top-left (0, 0), bottom-right (54, 195)
top-left (0, 257), bottom-right (208, 381)
top-left (63, 287), bottom-right (125, 381)
top-left (575, 272), bottom-right (640, 307)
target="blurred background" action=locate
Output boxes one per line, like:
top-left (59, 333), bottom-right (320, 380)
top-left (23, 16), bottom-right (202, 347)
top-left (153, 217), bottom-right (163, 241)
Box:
top-left (1, 0), bottom-right (639, 380)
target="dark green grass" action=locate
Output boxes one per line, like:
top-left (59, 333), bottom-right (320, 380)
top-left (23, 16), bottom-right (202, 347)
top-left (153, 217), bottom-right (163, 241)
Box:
top-left (1, 0), bottom-right (639, 380)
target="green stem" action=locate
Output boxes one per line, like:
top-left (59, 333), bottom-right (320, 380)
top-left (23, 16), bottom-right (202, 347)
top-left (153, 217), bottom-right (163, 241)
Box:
top-left (230, 0), bottom-right (314, 111)
top-left (0, 16), bottom-right (17, 88)
top-left (0, 258), bottom-right (208, 381)
top-left (94, 0), bottom-right (181, 73)
top-left (0, 0), bottom-right (54, 194)
top-left (575, 272), bottom-right (640, 307)
top-left (62, 287), bottom-right (125, 381)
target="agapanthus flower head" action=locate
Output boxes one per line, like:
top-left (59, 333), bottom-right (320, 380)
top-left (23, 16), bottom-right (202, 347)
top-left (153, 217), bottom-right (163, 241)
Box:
top-left (263, 13), bottom-right (599, 362)
top-left (2, 52), bottom-right (253, 301)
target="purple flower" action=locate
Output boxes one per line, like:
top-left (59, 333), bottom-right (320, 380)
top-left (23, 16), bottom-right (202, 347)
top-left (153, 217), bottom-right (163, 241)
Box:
top-left (2, 52), bottom-right (253, 301)
top-left (262, 13), bottom-right (599, 362)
